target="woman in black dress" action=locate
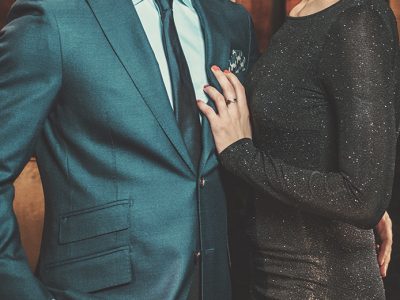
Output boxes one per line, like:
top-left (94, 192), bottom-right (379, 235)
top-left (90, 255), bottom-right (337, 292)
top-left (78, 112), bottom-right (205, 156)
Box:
top-left (198, 0), bottom-right (399, 298)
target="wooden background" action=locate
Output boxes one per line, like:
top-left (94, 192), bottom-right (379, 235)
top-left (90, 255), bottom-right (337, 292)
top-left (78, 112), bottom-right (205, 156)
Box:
top-left (0, 0), bottom-right (399, 272)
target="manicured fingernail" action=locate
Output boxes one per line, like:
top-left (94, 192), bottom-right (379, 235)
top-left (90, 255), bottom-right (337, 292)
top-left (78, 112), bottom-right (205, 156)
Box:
top-left (203, 84), bottom-right (210, 89)
top-left (211, 65), bottom-right (220, 71)
top-left (224, 70), bottom-right (231, 74)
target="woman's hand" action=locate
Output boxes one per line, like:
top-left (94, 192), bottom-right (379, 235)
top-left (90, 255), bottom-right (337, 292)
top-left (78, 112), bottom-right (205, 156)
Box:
top-left (375, 211), bottom-right (393, 277)
top-left (197, 66), bottom-right (252, 154)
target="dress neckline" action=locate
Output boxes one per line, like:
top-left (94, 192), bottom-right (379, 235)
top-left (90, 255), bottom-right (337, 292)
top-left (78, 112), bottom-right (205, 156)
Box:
top-left (287, 0), bottom-right (344, 20)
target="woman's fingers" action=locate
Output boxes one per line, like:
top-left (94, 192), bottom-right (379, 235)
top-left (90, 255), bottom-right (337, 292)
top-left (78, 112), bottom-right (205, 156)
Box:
top-left (225, 71), bottom-right (248, 109)
top-left (226, 72), bottom-right (248, 115)
top-left (375, 212), bottom-right (393, 278)
top-left (211, 66), bottom-right (238, 104)
top-left (197, 100), bottom-right (218, 123)
top-left (203, 84), bottom-right (229, 117)
top-left (378, 238), bottom-right (392, 277)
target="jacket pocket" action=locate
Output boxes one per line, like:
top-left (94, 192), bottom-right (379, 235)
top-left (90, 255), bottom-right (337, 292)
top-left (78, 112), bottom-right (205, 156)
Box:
top-left (43, 246), bottom-right (132, 293)
top-left (59, 199), bottom-right (131, 244)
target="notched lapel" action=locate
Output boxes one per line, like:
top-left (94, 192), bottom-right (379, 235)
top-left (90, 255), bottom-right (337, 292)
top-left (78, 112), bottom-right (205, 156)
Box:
top-left (85, 0), bottom-right (196, 175)
top-left (193, 0), bottom-right (231, 171)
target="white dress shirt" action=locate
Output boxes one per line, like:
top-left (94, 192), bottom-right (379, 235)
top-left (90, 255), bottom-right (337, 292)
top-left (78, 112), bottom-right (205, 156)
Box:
top-left (133, 0), bottom-right (209, 107)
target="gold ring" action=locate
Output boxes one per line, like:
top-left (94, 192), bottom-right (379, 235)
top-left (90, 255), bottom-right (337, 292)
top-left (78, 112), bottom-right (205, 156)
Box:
top-left (225, 98), bottom-right (237, 106)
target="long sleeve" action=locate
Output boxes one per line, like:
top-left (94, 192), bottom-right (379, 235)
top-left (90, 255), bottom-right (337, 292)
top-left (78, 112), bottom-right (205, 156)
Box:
top-left (0, 0), bottom-right (61, 298)
top-left (220, 6), bottom-right (398, 230)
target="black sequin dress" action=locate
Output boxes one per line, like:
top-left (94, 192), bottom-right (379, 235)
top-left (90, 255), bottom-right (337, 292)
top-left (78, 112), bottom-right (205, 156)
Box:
top-left (220, 0), bottom-right (400, 298)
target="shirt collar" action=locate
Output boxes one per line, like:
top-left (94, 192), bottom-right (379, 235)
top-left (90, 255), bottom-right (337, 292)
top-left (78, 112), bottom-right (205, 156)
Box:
top-left (132, 0), bottom-right (193, 8)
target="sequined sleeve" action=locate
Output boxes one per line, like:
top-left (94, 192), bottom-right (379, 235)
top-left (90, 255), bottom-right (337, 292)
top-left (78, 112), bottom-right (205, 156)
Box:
top-left (219, 6), bottom-right (398, 229)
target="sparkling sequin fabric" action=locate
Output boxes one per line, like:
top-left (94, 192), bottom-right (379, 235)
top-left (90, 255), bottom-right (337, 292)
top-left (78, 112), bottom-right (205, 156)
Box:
top-left (220, 0), bottom-right (400, 298)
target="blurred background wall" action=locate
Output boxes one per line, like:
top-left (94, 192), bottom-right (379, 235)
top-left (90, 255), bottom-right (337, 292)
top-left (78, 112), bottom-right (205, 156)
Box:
top-left (0, 0), bottom-right (399, 296)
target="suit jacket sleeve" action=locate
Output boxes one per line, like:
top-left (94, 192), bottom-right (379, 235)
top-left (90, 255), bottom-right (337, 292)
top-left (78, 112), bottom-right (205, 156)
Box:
top-left (0, 0), bottom-right (61, 298)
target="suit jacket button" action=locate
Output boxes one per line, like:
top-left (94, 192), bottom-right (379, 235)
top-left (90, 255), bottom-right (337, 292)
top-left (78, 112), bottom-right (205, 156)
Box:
top-left (194, 251), bottom-right (201, 265)
top-left (199, 177), bottom-right (206, 188)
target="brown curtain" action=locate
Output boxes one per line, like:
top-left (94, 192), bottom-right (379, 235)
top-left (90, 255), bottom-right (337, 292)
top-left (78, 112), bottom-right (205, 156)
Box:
top-left (0, 0), bottom-right (13, 28)
top-left (391, 0), bottom-right (400, 34)
top-left (237, 0), bottom-right (290, 51)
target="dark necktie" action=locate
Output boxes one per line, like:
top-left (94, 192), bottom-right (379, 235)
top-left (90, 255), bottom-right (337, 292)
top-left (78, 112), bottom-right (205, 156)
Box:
top-left (154, 0), bottom-right (202, 170)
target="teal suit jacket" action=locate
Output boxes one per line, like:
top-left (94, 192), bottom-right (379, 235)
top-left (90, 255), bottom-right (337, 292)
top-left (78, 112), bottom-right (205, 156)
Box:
top-left (0, 0), bottom-right (259, 299)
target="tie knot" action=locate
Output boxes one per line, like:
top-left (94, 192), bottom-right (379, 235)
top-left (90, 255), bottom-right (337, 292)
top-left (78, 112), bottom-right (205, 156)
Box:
top-left (154, 0), bottom-right (173, 12)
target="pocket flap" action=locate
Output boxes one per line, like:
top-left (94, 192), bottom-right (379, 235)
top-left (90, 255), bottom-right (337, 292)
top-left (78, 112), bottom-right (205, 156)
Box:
top-left (59, 200), bottom-right (130, 244)
top-left (44, 247), bottom-right (132, 293)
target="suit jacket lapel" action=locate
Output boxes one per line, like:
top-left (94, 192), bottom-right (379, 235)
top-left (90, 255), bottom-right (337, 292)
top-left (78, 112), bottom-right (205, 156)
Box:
top-left (85, 0), bottom-right (196, 175)
top-left (193, 0), bottom-right (231, 172)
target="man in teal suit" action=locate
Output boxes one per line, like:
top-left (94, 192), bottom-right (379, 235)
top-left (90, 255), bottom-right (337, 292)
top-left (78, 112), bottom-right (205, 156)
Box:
top-left (0, 0), bottom-right (259, 299)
